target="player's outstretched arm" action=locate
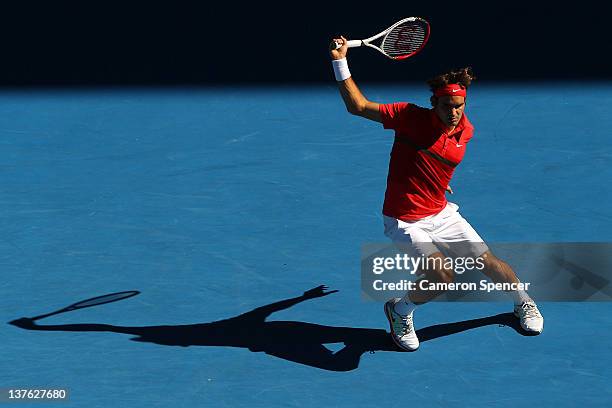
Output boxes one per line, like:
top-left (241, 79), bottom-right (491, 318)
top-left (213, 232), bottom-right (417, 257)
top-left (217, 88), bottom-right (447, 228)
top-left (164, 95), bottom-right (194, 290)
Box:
top-left (239, 286), bottom-right (338, 322)
top-left (330, 36), bottom-right (381, 123)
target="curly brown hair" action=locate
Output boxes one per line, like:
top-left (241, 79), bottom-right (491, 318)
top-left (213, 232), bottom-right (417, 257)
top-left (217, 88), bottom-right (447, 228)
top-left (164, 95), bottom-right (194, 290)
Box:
top-left (426, 67), bottom-right (475, 93)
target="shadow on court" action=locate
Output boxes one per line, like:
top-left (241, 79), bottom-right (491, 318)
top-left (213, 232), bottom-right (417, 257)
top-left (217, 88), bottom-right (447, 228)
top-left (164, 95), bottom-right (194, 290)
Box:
top-left (8, 286), bottom-right (532, 372)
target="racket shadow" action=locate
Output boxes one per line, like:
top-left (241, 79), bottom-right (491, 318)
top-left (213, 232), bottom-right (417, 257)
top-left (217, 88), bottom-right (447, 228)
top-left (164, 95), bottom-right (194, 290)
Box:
top-left (8, 287), bottom-right (530, 372)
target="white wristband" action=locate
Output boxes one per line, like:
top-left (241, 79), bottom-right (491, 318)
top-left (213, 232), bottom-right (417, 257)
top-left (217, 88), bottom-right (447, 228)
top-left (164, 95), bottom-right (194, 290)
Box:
top-left (332, 58), bottom-right (351, 82)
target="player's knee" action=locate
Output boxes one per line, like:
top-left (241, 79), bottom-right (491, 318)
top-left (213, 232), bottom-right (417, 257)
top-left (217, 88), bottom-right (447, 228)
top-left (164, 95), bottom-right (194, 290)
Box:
top-left (426, 266), bottom-right (454, 284)
top-left (440, 267), bottom-right (455, 284)
top-left (481, 252), bottom-right (504, 273)
top-left (420, 253), bottom-right (454, 284)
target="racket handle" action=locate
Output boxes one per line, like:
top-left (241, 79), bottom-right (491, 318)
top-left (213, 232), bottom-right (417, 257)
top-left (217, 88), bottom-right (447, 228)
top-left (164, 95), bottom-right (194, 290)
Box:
top-left (334, 39), bottom-right (363, 49)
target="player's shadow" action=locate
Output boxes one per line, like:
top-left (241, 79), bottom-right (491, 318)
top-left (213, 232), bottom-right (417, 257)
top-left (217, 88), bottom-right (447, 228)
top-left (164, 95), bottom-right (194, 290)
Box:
top-left (8, 285), bottom-right (530, 372)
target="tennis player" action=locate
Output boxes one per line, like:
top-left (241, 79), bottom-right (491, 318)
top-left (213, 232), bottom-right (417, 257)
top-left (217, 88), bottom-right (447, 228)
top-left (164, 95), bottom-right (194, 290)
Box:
top-left (329, 36), bottom-right (544, 351)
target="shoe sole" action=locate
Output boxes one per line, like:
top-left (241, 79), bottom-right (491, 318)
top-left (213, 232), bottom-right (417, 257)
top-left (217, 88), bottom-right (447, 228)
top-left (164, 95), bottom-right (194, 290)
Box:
top-left (513, 311), bottom-right (544, 334)
top-left (384, 301), bottom-right (419, 351)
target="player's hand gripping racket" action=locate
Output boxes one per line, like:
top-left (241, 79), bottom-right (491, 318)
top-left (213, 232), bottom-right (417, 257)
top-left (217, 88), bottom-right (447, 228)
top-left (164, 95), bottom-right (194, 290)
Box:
top-left (334, 17), bottom-right (430, 60)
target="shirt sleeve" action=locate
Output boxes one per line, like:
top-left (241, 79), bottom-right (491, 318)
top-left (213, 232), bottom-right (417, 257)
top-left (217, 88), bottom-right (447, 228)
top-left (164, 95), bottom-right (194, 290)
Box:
top-left (379, 102), bottom-right (414, 130)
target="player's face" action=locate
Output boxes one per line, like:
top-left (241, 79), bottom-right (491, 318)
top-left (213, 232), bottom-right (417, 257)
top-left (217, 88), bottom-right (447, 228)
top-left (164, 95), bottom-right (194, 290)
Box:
top-left (433, 96), bottom-right (465, 128)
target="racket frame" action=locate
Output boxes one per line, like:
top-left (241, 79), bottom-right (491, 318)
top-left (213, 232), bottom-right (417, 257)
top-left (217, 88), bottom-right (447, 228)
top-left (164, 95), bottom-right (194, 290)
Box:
top-left (337, 17), bottom-right (430, 60)
top-left (30, 291), bottom-right (140, 321)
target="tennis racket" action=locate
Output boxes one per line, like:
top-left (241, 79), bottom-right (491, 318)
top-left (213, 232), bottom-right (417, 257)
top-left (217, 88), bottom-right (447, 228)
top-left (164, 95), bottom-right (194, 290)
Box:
top-left (334, 17), bottom-right (430, 60)
top-left (28, 291), bottom-right (140, 321)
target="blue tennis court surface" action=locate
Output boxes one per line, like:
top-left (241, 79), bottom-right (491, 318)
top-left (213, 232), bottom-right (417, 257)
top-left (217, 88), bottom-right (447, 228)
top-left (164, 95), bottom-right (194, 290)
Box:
top-left (2, 83), bottom-right (611, 407)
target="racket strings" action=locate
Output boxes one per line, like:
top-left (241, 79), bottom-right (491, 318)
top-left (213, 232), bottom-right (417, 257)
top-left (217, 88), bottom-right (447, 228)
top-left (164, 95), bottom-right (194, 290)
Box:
top-left (73, 291), bottom-right (139, 308)
top-left (382, 23), bottom-right (428, 58)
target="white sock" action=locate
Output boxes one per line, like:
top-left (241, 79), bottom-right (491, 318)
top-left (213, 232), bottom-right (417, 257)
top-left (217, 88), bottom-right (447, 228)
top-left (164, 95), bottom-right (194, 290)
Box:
top-left (394, 295), bottom-right (418, 316)
top-left (511, 288), bottom-right (533, 305)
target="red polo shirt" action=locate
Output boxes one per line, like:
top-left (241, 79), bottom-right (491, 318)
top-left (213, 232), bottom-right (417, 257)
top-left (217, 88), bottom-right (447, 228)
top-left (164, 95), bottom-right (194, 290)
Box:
top-left (379, 102), bottom-right (474, 221)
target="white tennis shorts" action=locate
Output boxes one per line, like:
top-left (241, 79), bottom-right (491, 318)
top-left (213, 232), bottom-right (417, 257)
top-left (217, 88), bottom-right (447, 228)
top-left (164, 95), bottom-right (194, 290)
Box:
top-left (383, 202), bottom-right (489, 258)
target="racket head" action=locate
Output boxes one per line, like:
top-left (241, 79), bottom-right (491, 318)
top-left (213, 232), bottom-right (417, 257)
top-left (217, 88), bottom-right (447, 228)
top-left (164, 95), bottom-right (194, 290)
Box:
top-left (69, 291), bottom-right (140, 309)
top-left (380, 17), bottom-right (430, 60)
top-left (28, 290), bottom-right (141, 321)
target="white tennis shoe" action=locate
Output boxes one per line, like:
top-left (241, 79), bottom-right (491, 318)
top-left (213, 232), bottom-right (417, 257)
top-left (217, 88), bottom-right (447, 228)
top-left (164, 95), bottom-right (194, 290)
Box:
top-left (514, 301), bottom-right (544, 334)
top-left (384, 298), bottom-right (419, 351)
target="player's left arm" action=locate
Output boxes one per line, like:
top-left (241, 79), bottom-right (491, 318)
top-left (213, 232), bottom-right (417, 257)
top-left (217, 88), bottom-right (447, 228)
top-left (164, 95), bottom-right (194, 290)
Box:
top-left (240, 286), bottom-right (338, 321)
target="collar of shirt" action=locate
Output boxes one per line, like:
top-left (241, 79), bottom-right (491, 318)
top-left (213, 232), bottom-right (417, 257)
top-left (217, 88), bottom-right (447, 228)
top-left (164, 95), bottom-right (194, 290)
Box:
top-left (429, 109), bottom-right (472, 140)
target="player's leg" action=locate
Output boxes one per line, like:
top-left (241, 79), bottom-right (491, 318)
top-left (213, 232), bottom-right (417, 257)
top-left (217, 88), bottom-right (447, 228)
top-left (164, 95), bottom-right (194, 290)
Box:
top-left (384, 215), bottom-right (456, 302)
top-left (433, 203), bottom-right (543, 333)
top-left (479, 251), bottom-right (520, 284)
top-left (382, 216), bottom-right (455, 350)
top-left (407, 251), bottom-right (455, 303)
top-left (479, 251), bottom-right (543, 333)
